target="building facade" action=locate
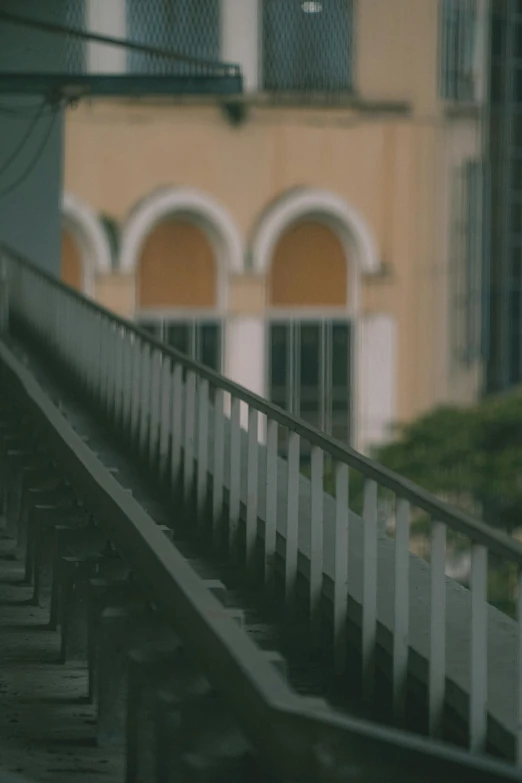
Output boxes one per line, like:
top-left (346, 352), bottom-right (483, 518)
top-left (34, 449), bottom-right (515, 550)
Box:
top-left (60, 0), bottom-right (489, 453)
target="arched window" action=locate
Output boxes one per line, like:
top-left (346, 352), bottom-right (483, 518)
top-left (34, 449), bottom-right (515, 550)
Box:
top-left (262, 0), bottom-right (354, 92)
top-left (268, 221), bottom-right (352, 443)
top-left (136, 218), bottom-right (222, 371)
top-left (127, 0), bottom-right (220, 74)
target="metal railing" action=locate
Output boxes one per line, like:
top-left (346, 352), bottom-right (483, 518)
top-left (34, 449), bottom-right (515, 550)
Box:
top-left (2, 246), bottom-right (522, 779)
top-left (0, 8), bottom-right (242, 97)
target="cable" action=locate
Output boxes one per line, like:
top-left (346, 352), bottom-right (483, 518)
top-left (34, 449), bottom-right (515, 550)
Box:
top-left (0, 100), bottom-right (55, 117)
top-left (0, 101), bottom-right (49, 179)
top-left (0, 9), bottom-right (240, 76)
top-left (0, 107), bottom-right (59, 203)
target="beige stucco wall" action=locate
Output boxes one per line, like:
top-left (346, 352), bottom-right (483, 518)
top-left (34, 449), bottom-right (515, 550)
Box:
top-left (65, 101), bottom-right (389, 239)
top-left (228, 276), bottom-right (266, 316)
top-left (358, 0), bottom-right (439, 113)
top-left (95, 273), bottom-right (134, 318)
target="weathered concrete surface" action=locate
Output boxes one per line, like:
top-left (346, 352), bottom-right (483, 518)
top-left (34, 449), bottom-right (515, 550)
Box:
top-left (0, 527), bottom-right (124, 782)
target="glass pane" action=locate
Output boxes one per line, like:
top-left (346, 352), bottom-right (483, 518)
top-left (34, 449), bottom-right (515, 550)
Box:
top-left (270, 323), bottom-right (289, 409)
top-left (331, 322), bottom-right (351, 388)
top-left (199, 323), bottom-right (221, 371)
top-left (263, 0), bottom-right (353, 92)
top-left (166, 323), bottom-right (191, 356)
top-left (331, 323), bottom-right (351, 442)
top-left (299, 322), bottom-right (321, 427)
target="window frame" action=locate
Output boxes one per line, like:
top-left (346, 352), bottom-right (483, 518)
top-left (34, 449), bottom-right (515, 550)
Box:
top-left (266, 312), bottom-right (354, 446)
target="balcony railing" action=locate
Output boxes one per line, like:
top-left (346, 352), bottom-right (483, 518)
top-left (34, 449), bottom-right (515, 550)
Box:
top-left (0, 7), bottom-right (242, 98)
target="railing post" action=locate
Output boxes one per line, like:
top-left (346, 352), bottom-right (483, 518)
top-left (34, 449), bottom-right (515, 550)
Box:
top-left (0, 253), bottom-right (10, 337)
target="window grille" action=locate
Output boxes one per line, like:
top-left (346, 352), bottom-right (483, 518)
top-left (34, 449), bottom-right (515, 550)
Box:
top-left (262, 0), bottom-right (354, 95)
top-left (64, 0), bottom-right (86, 73)
top-left (127, 0), bottom-right (220, 75)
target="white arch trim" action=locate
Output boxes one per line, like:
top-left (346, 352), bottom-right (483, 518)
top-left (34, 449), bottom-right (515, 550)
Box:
top-left (62, 192), bottom-right (112, 296)
top-left (250, 188), bottom-right (380, 277)
top-left (62, 192), bottom-right (112, 275)
top-left (119, 187), bottom-right (244, 277)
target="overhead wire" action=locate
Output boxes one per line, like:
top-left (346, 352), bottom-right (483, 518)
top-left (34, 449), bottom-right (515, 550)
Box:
top-left (0, 100), bottom-right (50, 179)
top-left (0, 100), bottom-right (56, 117)
top-left (0, 106), bottom-right (60, 203)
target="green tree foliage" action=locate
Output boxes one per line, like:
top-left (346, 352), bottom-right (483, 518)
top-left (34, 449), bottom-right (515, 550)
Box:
top-left (374, 394), bottom-right (522, 535)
